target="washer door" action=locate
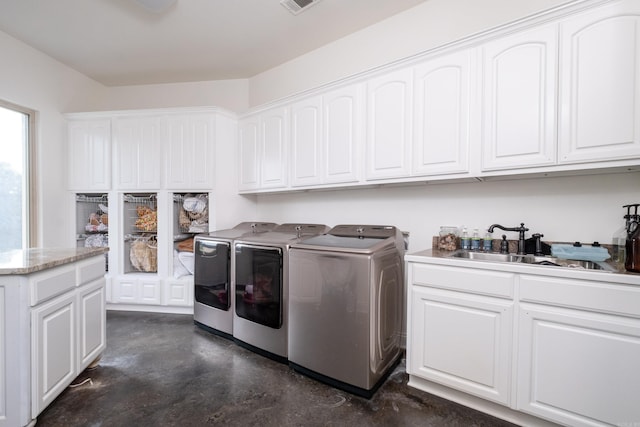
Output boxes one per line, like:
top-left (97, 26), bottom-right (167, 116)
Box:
top-left (194, 240), bottom-right (230, 310)
top-left (234, 244), bottom-right (283, 329)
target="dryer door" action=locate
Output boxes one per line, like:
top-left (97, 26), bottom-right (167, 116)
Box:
top-left (234, 244), bottom-right (283, 329)
top-left (194, 239), bottom-right (230, 310)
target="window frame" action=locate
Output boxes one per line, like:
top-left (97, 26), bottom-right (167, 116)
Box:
top-left (0, 99), bottom-right (37, 248)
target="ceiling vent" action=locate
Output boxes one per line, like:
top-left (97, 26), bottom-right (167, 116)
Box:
top-left (280, 0), bottom-right (322, 15)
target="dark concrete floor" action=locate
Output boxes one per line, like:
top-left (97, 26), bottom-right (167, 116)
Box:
top-left (36, 311), bottom-right (517, 427)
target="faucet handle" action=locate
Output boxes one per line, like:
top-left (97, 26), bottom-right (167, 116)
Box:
top-left (500, 235), bottom-right (509, 254)
top-left (532, 233), bottom-right (544, 255)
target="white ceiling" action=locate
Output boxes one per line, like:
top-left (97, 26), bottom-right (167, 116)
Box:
top-left (0, 0), bottom-right (427, 87)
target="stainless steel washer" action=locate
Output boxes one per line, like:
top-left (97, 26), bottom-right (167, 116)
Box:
top-left (288, 225), bottom-right (404, 398)
top-left (233, 223), bottom-right (330, 362)
top-left (193, 222), bottom-right (277, 338)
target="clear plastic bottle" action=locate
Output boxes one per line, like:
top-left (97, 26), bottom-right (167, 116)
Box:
top-left (482, 230), bottom-right (493, 252)
top-left (461, 226), bottom-right (471, 250)
top-left (612, 225), bottom-right (627, 264)
top-left (471, 228), bottom-right (481, 251)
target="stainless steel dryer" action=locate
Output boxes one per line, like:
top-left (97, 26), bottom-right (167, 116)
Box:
top-left (288, 224), bottom-right (404, 398)
top-left (193, 222), bottom-right (277, 338)
top-left (232, 223), bottom-right (330, 363)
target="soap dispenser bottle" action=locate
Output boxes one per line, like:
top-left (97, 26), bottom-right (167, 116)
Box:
top-left (471, 228), bottom-right (481, 251)
top-left (625, 204), bottom-right (640, 273)
top-left (461, 226), bottom-right (471, 250)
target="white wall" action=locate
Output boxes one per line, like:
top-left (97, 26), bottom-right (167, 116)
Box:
top-left (0, 31), bottom-right (106, 247)
top-left (92, 79), bottom-right (249, 114)
top-left (248, 0), bottom-right (570, 106)
top-left (254, 172), bottom-right (640, 252)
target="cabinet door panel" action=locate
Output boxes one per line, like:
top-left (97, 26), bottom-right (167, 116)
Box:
top-left (137, 119), bottom-right (162, 189)
top-left (165, 116), bottom-right (190, 188)
top-left (139, 279), bottom-right (161, 305)
top-left (67, 119), bottom-right (111, 191)
top-left (409, 286), bottom-right (513, 405)
top-left (113, 119), bottom-right (138, 189)
top-left (518, 303), bottom-right (640, 426)
top-left (261, 108), bottom-right (288, 188)
top-left (189, 114), bottom-right (215, 188)
top-left (165, 114), bottom-right (215, 189)
top-left (238, 117), bottom-right (260, 190)
top-left (113, 117), bottom-right (161, 190)
top-left (414, 49), bottom-right (473, 175)
top-left (32, 293), bottom-right (76, 417)
top-left (482, 25), bottom-right (557, 170)
top-left (291, 97), bottom-right (322, 187)
top-left (324, 84), bottom-right (362, 184)
top-left (559, 1), bottom-right (640, 163)
top-left (366, 68), bottom-right (413, 180)
top-left (77, 280), bottom-right (106, 372)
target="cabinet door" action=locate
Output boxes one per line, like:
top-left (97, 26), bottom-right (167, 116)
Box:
top-left (112, 278), bottom-right (161, 305)
top-left (518, 303), bottom-right (640, 426)
top-left (481, 25), bottom-right (558, 170)
top-left (558, 0), bottom-right (640, 163)
top-left (413, 49), bottom-right (473, 176)
top-left (165, 114), bottom-right (215, 189)
top-left (31, 292), bottom-right (76, 417)
top-left (67, 119), bottom-right (111, 190)
top-left (77, 279), bottom-right (106, 373)
top-left (366, 68), bottom-right (413, 180)
top-left (164, 278), bottom-right (193, 307)
top-left (291, 96), bottom-right (323, 187)
top-left (409, 286), bottom-right (513, 405)
top-left (323, 83), bottom-right (363, 184)
top-left (260, 107), bottom-right (288, 189)
top-left (238, 116), bottom-right (260, 191)
top-left (113, 117), bottom-right (162, 190)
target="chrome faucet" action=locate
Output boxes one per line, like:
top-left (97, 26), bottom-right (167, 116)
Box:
top-left (488, 223), bottom-right (529, 254)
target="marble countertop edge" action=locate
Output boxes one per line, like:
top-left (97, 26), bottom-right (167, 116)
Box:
top-left (0, 247), bottom-right (109, 275)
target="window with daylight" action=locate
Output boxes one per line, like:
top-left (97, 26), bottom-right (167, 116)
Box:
top-left (0, 100), bottom-right (35, 250)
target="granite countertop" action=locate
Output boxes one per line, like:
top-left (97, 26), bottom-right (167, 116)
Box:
top-left (405, 248), bottom-right (640, 286)
top-left (0, 247), bottom-right (109, 275)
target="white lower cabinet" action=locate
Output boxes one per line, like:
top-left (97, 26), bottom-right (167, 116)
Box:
top-left (517, 275), bottom-right (640, 427)
top-left (77, 279), bottom-right (106, 373)
top-left (19, 255), bottom-right (107, 422)
top-left (410, 286), bottom-right (514, 405)
top-left (112, 277), bottom-right (162, 305)
top-left (163, 278), bottom-right (193, 307)
top-left (406, 258), bottom-right (640, 427)
top-left (31, 292), bottom-right (77, 417)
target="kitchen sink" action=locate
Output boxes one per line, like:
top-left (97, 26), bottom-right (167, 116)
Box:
top-left (450, 251), bottom-right (524, 263)
top-left (448, 250), bottom-right (618, 272)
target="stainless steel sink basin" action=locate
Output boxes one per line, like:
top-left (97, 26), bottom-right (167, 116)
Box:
top-left (448, 250), bottom-right (617, 272)
top-left (450, 251), bottom-right (524, 263)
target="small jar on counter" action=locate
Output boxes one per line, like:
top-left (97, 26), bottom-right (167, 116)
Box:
top-left (438, 226), bottom-right (459, 251)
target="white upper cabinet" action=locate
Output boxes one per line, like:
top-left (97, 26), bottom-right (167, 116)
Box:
top-left (238, 115), bottom-right (260, 191)
top-left (413, 49), bottom-right (474, 176)
top-left (289, 84), bottom-right (363, 188)
top-left (113, 116), bottom-right (162, 190)
top-left (323, 84), bottom-right (363, 184)
top-left (67, 119), bottom-right (111, 190)
top-left (165, 113), bottom-right (215, 189)
top-left (260, 107), bottom-right (288, 189)
top-left (291, 96), bottom-right (323, 187)
top-left (558, 0), bottom-right (640, 164)
top-left (366, 68), bottom-right (413, 180)
top-left (481, 24), bottom-right (558, 171)
top-left (238, 107), bottom-right (288, 191)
